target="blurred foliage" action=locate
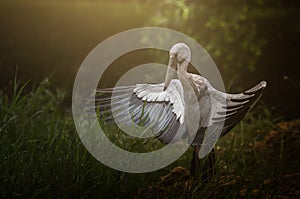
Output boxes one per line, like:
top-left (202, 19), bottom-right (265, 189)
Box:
top-left (0, 0), bottom-right (299, 116)
top-left (148, 0), bottom-right (299, 88)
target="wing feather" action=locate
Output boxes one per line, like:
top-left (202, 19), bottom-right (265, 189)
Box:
top-left (86, 77), bottom-right (266, 154)
top-left (197, 80), bottom-right (267, 143)
top-left (86, 81), bottom-right (186, 144)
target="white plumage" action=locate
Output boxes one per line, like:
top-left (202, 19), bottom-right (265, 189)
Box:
top-left (89, 43), bottom-right (267, 160)
top-left (134, 79), bottom-right (185, 124)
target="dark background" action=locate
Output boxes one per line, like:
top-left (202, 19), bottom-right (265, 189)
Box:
top-left (0, 0), bottom-right (299, 117)
top-left (1, 1), bottom-right (299, 198)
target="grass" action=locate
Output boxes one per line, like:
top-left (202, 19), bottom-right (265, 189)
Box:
top-left (0, 78), bottom-right (298, 198)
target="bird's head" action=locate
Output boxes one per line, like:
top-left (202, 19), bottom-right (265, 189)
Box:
top-left (164, 43), bottom-right (191, 91)
top-left (169, 43), bottom-right (191, 65)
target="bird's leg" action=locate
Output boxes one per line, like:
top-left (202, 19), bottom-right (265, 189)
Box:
top-left (200, 148), bottom-right (216, 182)
top-left (189, 146), bottom-right (216, 187)
top-left (190, 146), bottom-right (200, 179)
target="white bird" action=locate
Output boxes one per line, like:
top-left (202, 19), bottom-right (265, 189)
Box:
top-left (92, 43), bottom-right (267, 180)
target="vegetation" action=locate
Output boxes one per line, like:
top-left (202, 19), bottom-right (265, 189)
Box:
top-left (1, 78), bottom-right (298, 198)
top-left (0, 0), bottom-right (299, 198)
top-left (150, 0), bottom-right (298, 87)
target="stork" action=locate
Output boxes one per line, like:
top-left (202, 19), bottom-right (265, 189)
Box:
top-left (93, 43), bottom-right (266, 182)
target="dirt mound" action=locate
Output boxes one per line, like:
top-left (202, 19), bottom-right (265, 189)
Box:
top-left (255, 119), bottom-right (300, 168)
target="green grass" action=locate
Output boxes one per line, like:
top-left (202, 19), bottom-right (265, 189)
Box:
top-left (0, 78), bottom-right (298, 198)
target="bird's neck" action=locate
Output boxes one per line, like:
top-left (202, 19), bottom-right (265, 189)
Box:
top-left (178, 63), bottom-right (190, 91)
top-left (177, 61), bottom-right (199, 102)
top-left (177, 61), bottom-right (189, 75)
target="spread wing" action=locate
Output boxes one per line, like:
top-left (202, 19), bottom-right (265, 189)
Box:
top-left (210, 81), bottom-right (267, 136)
top-left (87, 79), bottom-right (187, 144)
top-left (191, 80), bottom-right (267, 157)
top-left (86, 78), bottom-right (266, 157)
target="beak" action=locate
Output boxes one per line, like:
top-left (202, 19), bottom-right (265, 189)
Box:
top-left (163, 55), bottom-right (177, 91)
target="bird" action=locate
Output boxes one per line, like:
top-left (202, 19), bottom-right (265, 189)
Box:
top-left (91, 43), bottom-right (267, 181)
